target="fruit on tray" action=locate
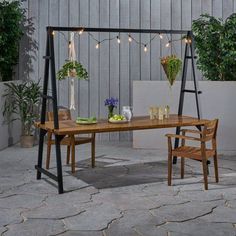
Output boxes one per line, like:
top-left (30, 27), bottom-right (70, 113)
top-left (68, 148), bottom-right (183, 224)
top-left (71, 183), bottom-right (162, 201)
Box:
top-left (109, 114), bottom-right (126, 121)
top-left (76, 116), bottom-right (97, 122)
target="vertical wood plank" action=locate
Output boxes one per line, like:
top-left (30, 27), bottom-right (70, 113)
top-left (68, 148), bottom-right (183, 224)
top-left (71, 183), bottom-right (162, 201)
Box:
top-left (130, 0), bottom-right (140, 94)
top-left (213, 0), bottom-right (223, 18)
top-left (201, 0), bottom-right (212, 15)
top-left (150, 0), bottom-right (161, 81)
top-left (182, 0), bottom-right (192, 82)
top-left (109, 0), bottom-right (120, 141)
top-left (28, 0), bottom-right (39, 82)
top-left (69, 0), bottom-right (79, 119)
top-left (18, 0), bottom-right (29, 81)
top-left (192, 0), bottom-right (202, 20)
top-left (120, 0), bottom-right (130, 141)
top-left (79, 0), bottom-right (89, 118)
top-left (223, 0), bottom-right (234, 20)
top-left (234, 0), bottom-right (236, 11)
top-left (89, 0), bottom-right (99, 119)
top-left (49, 0), bottom-right (59, 95)
top-left (99, 0), bottom-right (110, 141)
top-left (38, 0), bottom-right (49, 85)
top-left (171, 0), bottom-right (181, 81)
top-left (140, 0), bottom-right (151, 81)
top-left (160, 0), bottom-right (171, 80)
top-left (58, 0), bottom-right (69, 108)
top-left (192, 0), bottom-right (203, 81)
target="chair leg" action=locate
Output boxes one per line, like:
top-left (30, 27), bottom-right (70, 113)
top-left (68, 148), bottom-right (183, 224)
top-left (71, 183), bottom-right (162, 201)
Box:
top-left (91, 133), bottom-right (96, 168)
top-left (66, 145), bottom-right (70, 165)
top-left (46, 142), bottom-right (51, 169)
top-left (168, 152), bottom-right (172, 186)
top-left (181, 157), bottom-right (185, 179)
top-left (213, 153), bottom-right (219, 183)
top-left (71, 137), bottom-right (75, 173)
top-left (202, 158), bottom-right (208, 190)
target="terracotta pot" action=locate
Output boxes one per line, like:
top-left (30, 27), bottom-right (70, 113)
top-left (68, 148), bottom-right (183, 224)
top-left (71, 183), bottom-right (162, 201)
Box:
top-left (20, 135), bottom-right (35, 148)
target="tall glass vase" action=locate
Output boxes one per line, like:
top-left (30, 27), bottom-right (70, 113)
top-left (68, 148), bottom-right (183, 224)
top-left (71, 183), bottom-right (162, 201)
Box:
top-left (108, 105), bottom-right (114, 119)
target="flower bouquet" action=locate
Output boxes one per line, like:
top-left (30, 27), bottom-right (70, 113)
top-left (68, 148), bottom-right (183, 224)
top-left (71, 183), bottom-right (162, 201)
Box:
top-left (104, 97), bottom-right (118, 119)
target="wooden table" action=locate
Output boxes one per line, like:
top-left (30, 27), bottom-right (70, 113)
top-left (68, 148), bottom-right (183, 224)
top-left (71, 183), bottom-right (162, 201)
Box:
top-left (35, 115), bottom-right (208, 193)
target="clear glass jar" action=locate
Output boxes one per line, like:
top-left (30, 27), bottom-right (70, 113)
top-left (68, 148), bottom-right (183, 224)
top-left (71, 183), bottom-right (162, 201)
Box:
top-left (122, 106), bottom-right (132, 121)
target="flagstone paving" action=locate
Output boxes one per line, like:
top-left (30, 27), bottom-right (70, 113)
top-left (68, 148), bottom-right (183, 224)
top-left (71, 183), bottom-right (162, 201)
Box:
top-left (0, 142), bottom-right (236, 236)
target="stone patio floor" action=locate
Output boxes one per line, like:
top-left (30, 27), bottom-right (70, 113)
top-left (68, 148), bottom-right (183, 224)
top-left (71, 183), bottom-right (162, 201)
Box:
top-left (0, 141), bottom-right (236, 236)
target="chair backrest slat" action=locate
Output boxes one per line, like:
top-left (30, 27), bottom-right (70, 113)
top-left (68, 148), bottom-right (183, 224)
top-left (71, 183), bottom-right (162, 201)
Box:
top-left (47, 109), bottom-right (71, 121)
top-left (203, 119), bottom-right (218, 141)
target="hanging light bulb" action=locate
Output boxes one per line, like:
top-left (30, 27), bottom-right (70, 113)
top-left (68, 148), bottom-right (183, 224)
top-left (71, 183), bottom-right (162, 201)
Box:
top-left (159, 33), bottom-right (163, 39)
top-left (52, 31), bottom-right (55, 36)
top-left (79, 28), bottom-right (84, 35)
top-left (184, 38), bottom-right (188, 43)
top-left (117, 36), bottom-right (121, 44)
top-left (165, 41), bottom-right (170, 48)
top-left (128, 35), bottom-right (132, 42)
top-left (95, 42), bottom-right (100, 49)
top-left (68, 41), bottom-right (72, 49)
top-left (144, 45), bottom-right (148, 52)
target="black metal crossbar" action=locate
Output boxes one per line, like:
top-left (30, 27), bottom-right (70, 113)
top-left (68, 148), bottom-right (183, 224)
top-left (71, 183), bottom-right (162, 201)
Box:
top-left (35, 26), bottom-right (202, 194)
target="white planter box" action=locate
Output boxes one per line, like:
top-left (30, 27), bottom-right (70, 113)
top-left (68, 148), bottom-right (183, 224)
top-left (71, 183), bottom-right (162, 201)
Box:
top-left (0, 82), bottom-right (21, 150)
top-left (133, 81), bottom-right (236, 153)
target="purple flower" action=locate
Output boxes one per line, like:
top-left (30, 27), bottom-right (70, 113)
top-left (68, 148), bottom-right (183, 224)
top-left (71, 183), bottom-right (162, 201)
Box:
top-left (104, 97), bottom-right (118, 108)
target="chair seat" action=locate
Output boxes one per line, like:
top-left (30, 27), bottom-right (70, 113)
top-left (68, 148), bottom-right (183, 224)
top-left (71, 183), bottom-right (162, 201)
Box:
top-left (172, 146), bottom-right (216, 161)
top-left (50, 136), bottom-right (93, 146)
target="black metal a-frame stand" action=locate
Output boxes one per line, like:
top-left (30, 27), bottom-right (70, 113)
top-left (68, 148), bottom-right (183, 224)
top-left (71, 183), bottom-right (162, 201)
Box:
top-left (35, 27), bottom-right (201, 194)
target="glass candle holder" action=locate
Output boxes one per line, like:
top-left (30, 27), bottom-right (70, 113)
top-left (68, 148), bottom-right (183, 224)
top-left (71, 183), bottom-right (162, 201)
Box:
top-left (149, 107), bottom-right (155, 120)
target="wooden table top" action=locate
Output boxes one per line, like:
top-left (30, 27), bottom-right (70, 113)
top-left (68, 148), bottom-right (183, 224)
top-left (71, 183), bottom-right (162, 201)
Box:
top-left (35, 115), bottom-right (208, 135)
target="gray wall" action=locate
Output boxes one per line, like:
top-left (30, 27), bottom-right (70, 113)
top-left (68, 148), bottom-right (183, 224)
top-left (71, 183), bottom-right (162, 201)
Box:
top-left (25, 0), bottom-right (235, 141)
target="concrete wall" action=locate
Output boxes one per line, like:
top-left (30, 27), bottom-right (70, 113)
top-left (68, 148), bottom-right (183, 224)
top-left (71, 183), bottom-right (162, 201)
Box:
top-left (133, 81), bottom-right (236, 152)
top-left (0, 82), bottom-right (21, 150)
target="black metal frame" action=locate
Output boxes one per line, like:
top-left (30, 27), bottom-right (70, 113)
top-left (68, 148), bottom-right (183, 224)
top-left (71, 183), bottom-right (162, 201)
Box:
top-left (35, 27), bottom-right (201, 194)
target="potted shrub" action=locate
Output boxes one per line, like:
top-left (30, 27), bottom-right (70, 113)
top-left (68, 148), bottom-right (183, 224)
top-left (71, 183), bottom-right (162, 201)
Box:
top-left (0, 0), bottom-right (25, 82)
top-left (192, 13), bottom-right (236, 81)
top-left (57, 60), bottom-right (88, 80)
top-left (161, 55), bottom-right (182, 86)
top-left (2, 81), bottom-right (41, 147)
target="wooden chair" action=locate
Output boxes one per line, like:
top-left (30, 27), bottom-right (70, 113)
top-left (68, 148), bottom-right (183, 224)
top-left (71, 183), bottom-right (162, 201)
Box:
top-left (46, 109), bottom-right (96, 173)
top-left (166, 119), bottom-right (219, 190)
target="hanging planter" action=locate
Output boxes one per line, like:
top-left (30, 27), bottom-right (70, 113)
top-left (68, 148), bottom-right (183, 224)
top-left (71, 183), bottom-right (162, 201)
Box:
top-left (57, 60), bottom-right (88, 81)
top-left (161, 55), bottom-right (182, 86)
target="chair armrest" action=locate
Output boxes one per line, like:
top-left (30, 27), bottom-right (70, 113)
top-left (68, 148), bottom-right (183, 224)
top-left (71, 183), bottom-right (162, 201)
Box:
top-left (165, 134), bottom-right (202, 142)
top-left (181, 129), bottom-right (203, 135)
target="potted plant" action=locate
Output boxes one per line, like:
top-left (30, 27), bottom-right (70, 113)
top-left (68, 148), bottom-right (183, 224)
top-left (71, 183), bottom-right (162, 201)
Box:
top-left (2, 81), bottom-right (41, 147)
top-left (161, 55), bottom-right (182, 86)
top-left (0, 0), bottom-right (25, 82)
top-left (192, 13), bottom-right (236, 81)
top-left (57, 60), bottom-right (88, 80)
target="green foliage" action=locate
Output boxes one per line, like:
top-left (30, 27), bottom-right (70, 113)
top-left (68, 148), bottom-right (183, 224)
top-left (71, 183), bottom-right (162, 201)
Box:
top-left (161, 55), bottom-right (182, 86)
top-left (2, 81), bottom-right (41, 136)
top-left (0, 1), bottom-right (25, 81)
top-left (192, 13), bottom-right (236, 81)
top-left (57, 60), bottom-right (88, 81)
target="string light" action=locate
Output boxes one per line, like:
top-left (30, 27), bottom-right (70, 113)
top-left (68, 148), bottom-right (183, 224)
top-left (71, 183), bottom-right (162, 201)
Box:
top-left (79, 28), bottom-right (84, 35)
top-left (165, 41), bottom-right (170, 48)
top-left (159, 33), bottom-right (163, 39)
top-left (144, 45), bottom-right (148, 52)
top-left (68, 41), bottom-right (72, 49)
top-left (117, 36), bottom-right (121, 44)
top-left (95, 42), bottom-right (100, 49)
top-left (128, 35), bottom-right (132, 42)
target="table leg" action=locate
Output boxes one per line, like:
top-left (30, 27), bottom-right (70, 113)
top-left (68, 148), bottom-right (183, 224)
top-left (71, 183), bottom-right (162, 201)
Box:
top-left (55, 134), bottom-right (64, 194)
top-left (36, 129), bottom-right (47, 180)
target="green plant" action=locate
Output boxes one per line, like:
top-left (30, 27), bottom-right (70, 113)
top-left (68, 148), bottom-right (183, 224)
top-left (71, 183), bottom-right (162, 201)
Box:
top-left (192, 13), bottom-right (236, 81)
top-left (161, 55), bottom-right (182, 86)
top-left (57, 60), bottom-right (88, 80)
top-left (2, 81), bottom-right (41, 136)
top-left (0, 0), bottom-right (25, 81)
